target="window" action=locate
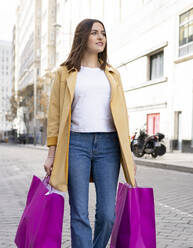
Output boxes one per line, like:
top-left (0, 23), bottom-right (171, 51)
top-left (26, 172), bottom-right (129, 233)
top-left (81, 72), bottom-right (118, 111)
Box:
top-left (179, 8), bottom-right (193, 57)
top-left (149, 51), bottom-right (164, 80)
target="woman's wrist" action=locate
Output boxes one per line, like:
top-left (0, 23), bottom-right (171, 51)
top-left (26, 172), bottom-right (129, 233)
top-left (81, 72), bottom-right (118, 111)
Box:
top-left (48, 146), bottom-right (56, 157)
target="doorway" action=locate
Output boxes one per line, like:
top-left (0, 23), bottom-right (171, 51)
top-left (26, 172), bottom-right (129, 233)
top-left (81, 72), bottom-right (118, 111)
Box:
top-left (175, 111), bottom-right (182, 151)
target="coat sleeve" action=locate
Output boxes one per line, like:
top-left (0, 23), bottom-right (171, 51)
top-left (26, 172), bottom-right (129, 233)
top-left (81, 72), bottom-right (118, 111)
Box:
top-left (46, 69), bottom-right (60, 147)
top-left (115, 70), bottom-right (131, 146)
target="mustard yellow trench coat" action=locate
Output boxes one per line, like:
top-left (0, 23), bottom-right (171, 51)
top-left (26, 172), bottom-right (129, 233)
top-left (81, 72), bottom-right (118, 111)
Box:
top-left (47, 63), bottom-right (135, 192)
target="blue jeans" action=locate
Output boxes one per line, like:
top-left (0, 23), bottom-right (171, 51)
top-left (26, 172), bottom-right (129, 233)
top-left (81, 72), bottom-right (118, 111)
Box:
top-left (67, 131), bottom-right (121, 248)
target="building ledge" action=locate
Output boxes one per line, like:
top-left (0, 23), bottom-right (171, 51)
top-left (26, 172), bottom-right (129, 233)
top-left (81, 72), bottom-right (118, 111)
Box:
top-left (127, 102), bottom-right (167, 112)
top-left (125, 76), bottom-right (168, 92)
top-left (174, 53), bottom-right (193, 64)
top-left (116, 41), bottom-right (168, 68)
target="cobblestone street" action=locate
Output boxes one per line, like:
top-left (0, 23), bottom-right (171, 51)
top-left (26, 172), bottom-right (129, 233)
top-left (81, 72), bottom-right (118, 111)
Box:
top-left (0, 143), bottom-right (193, 248)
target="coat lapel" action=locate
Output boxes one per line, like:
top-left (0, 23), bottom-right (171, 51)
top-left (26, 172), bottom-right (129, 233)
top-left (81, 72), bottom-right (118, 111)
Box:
top-left (66, 70), bottom-right (78, 105)
top-left (57, 70), bottom-right (77, 143)
top-left (104, 68), bottom-right (119, 106)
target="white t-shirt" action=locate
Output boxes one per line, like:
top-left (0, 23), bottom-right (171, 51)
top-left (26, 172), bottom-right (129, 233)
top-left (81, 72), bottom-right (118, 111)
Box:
top-left (70, 66), bottom-right (116, 132)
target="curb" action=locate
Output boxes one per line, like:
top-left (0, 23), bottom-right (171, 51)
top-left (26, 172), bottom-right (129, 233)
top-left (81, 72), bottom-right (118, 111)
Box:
top-left (134, 158), bottom-right (193, 174)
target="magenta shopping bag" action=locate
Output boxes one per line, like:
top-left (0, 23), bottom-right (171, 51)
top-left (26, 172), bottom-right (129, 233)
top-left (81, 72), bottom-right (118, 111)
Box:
top-left (110, 182), bottom-right (156, 248)
top-left (15, 175), bottom-right (65, 248)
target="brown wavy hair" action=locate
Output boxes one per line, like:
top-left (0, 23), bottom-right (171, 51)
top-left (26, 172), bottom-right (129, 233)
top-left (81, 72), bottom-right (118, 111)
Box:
top-left (60, 18), bottom-right (110, 71)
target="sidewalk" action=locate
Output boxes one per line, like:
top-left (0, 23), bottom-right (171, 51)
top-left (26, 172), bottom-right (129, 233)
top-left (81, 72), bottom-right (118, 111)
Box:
top-left (16, 143), bottom-right (48, 151)
top-left (16, 143), bottom-right (193, 173)
top-left (134, 151), bottom-right (193, 173)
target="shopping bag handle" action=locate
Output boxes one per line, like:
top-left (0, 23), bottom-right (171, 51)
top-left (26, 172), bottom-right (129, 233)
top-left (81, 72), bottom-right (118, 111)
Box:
top-left (42, 175), bottom-right (55, 193)
top-left (134, 178), bottom-right (138, 187)
top-left (126, 178), bottom-right (138, 188)
top-left (43, 174), bottom-right (50, 185)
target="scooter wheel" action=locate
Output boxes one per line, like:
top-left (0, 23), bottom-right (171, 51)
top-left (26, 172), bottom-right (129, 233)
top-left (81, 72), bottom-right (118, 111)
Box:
top-left (151, 152), bottom-right (157, 158)
top-left (133, 146), bottom-right (144, 157)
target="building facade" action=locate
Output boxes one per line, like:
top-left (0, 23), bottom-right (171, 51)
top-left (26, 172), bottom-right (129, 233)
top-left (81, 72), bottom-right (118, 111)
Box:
top-left (38, 0), bottom-right (56, 145)
top-left (107, 0), bottom-right (193, 152)
top-left (0, 40), bottom-right (12, 140)
top-left (13, 0), bottom-right (193, 152)
top-left (15, 0), bottom-right (41, 143)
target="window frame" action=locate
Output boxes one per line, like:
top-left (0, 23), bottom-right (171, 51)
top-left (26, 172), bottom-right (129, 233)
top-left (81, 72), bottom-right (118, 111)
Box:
top-left (148, 50), bottom-right (164, 81)
top-left (178, 7), bottom-right (193, 57)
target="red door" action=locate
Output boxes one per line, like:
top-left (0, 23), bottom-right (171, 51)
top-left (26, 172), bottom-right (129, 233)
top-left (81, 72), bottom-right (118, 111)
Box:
top-left (147, 113), bottom-right (160, 135)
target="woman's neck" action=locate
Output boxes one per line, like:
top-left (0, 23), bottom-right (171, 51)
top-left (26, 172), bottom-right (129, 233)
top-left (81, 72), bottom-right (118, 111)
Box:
top-left (81, 54), bottom-right (100, 68)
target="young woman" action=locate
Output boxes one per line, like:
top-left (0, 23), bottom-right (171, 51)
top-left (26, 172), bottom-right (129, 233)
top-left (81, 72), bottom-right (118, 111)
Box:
top-left (44, 18), bottom-right (137, 248)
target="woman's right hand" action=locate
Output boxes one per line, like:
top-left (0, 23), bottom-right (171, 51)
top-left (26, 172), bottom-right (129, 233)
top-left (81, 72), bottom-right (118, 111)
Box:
top-left (44, 156), bottom-right (55, 176)
top-left (44, 146), bottom-right (56, 176)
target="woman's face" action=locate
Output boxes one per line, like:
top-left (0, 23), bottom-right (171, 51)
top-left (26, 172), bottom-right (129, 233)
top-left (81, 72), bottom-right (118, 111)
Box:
top-left (86, 22), bottom-right (106, 54)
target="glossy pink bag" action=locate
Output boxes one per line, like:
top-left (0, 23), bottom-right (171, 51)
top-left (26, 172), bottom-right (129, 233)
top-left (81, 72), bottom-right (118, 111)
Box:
top-left (15, 175), bottom-right (65, 248)
top-left (110, 182), bottom-right (156, 248)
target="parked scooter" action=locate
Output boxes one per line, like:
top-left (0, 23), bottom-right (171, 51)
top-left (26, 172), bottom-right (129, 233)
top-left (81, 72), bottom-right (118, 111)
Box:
top-left (130, 129), bottom-right (166, 158)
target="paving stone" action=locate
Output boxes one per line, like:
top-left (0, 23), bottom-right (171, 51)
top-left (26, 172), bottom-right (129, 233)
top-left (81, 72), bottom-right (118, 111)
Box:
top-left (0, 143), bottom-right (193, 247)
